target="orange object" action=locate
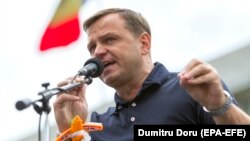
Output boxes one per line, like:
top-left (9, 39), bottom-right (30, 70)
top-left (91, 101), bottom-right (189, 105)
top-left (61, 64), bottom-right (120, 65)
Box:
top-left (55, 115), bottom-right (103, 141)
top-left (71, 115), bottom-right (84, 141)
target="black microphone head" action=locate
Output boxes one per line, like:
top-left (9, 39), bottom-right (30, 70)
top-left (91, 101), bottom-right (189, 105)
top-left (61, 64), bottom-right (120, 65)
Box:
top-left (15, 99), bottom-right (32, 110)
top-left (84, 58), bottom-right (104, 78)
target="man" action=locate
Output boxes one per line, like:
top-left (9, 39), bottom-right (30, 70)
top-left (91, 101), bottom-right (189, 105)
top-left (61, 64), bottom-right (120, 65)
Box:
top-left (53, 8), bottom-right (250, 141)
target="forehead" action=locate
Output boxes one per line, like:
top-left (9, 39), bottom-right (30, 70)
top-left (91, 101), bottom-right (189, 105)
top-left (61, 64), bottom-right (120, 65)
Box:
top-left (87, 13), bottom-right (127, 35)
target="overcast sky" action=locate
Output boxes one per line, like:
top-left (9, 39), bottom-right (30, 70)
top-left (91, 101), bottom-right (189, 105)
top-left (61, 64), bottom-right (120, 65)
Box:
top-left (1, 0), bottom-right (250, 140)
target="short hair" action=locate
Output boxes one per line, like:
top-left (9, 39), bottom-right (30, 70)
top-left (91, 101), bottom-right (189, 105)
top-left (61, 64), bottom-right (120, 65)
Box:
top-left (83, 8), bottom-right (151, 37)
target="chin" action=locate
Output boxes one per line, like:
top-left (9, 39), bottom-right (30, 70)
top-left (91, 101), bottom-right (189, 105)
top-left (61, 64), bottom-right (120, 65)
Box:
top-left (103, 76), bottom-right (112, 85)
top-left (102, 74), bottom-right (117, 87)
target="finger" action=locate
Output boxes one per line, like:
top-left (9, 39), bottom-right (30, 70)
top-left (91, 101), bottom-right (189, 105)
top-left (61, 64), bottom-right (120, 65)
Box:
top-left (53, 94), bottom-right (79, 108)
top-left (180, 63), bottom-right (216, 85)
top-left (57, 80), bottom-right (70, 87)
top-left (56, 76), bottom-right (87, 99)
top-left (68, 76), bottom-right (87, 98)
top-left (57, 76), bottom-right (82, 93)
top-left (57, 76), bottom-right (77, 86)
top-left (75, 84), bottom-right (87, 100)
top-left (184, 72), bottom-right (215, 85)
top-left (68, 75), bottom-right (85, 83)
top-left (183, 63), bottom-right (211, 80)
top-left (179, 58), bottom-right (203, 76)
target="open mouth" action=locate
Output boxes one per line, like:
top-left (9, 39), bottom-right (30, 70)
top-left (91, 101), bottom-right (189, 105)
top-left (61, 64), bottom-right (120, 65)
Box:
top-left (103, 61), bottom-right (115, 68)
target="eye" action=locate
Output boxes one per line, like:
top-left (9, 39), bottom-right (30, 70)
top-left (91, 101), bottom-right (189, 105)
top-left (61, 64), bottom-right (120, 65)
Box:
top-left (105, 37), bottom-right (116, 44)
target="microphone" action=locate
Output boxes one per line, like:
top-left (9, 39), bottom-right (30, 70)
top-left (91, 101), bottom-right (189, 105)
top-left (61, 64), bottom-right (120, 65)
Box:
top-left (15, 58), bottom-right (104, 111)
top-left (78, 58), bottom-right (104, 78)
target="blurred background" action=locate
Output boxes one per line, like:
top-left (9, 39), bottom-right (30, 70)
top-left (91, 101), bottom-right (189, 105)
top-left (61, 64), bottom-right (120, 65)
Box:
top-left (0, 0), bottom-right (250, 140)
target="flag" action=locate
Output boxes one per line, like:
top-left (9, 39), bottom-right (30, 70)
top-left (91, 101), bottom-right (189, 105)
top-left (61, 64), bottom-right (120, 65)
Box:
top-left (39, 0), bottom-right (83, 51)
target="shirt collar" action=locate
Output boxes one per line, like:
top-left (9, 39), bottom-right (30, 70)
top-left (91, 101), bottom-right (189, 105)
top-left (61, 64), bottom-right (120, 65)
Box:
top-left (112, 62), bottom-right (171, 115)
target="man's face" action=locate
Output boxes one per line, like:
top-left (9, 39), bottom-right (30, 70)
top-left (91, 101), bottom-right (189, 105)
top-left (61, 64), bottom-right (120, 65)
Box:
top-left (86, 13), bottom-right (145, 88)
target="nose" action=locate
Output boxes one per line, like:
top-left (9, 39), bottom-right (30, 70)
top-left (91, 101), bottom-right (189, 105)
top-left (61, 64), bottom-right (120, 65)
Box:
top-left (93, 44), bottom-right (107, 58)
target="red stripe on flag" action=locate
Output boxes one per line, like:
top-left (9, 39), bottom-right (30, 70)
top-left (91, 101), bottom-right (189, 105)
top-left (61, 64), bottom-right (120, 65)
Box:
top-left (39, 0), bottom-right (83, 52)
top-left (40, 16), bottom-right (80, 51)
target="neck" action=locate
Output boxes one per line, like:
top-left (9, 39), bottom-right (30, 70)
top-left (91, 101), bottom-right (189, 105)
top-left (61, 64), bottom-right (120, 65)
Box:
top-left (116, 61), bottom-right (154, 102)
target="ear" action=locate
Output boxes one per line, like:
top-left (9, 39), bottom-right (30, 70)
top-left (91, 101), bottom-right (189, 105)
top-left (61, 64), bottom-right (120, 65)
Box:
top-left (138, 32), bottom-right (151, 55)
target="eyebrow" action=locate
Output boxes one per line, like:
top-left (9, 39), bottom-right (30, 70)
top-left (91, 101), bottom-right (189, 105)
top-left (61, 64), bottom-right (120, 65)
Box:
top-left (99, 32), bottom-right (119, 40)
top-left (87, 32), bottom-right (119, 47)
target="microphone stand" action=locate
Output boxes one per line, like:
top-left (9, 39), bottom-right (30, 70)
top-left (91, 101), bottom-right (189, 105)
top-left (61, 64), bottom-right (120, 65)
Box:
top-left (15, 76), bottom-right (93, 141)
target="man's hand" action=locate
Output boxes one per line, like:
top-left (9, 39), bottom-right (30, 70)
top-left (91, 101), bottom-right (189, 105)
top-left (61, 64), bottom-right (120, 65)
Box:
top-left (53, 76), bottom-right (88, 132)
top-left (178, 58), bottom-right (226, 111)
